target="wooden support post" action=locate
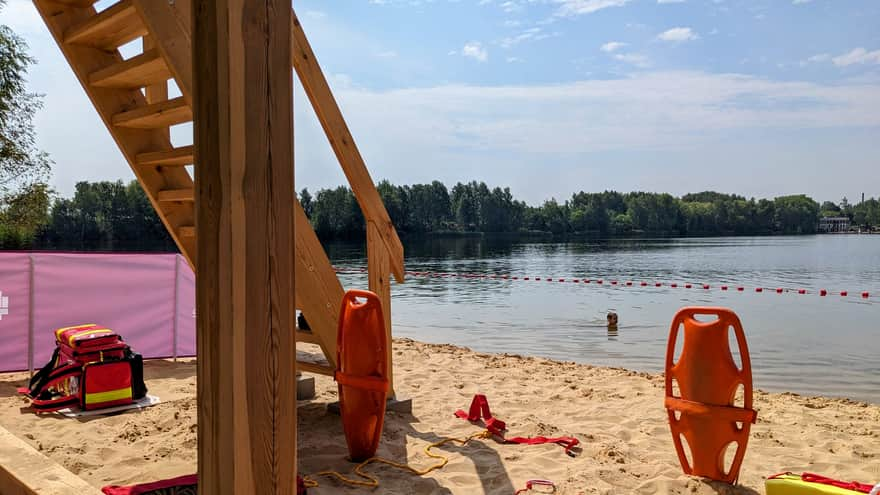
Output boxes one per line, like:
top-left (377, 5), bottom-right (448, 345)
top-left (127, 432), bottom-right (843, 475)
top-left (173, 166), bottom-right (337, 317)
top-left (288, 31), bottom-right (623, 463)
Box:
top-left (367, 221), bottom-right (394, 398)
top-left (193, 0), bottom-right (296, 493)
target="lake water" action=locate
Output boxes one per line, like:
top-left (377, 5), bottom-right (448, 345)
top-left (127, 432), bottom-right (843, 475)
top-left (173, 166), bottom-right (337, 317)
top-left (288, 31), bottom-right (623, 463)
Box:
top-left (327, 235), bottom-right (880, 404)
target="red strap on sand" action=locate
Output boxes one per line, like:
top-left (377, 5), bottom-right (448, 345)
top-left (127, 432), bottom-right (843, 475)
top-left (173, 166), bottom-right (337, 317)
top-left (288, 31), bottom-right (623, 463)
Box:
top-left (455, 394), bottom-right (506, 435)
top-left (101, 474), bottom-right (198, 495)
top-left (455, 395), bottom-right (579, 457)
top-left (801, 473), bottom-right (874, 493)
top-left (514, 479), bottom-right (556, 494)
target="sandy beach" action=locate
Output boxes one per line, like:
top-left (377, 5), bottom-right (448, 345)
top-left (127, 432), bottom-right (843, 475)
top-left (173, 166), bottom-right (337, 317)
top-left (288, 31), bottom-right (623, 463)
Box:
top-left (1, 338), bottom-right (877, 494)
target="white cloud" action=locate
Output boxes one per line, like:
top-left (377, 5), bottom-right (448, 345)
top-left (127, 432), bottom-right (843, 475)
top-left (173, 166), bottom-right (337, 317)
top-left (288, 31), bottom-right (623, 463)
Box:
top-left (554, 0), bottom-right (631, 17)
top-left (657, 27), bottom-right (699, 42)
top-left (832, 47), bottom-right (880, 67)
top-left (658, 0), bottom-right (685, 3)
top-left (800, 53), bottom-right (830, 66)
top-left (601, 41), bottom-right (627, 52)
top-left (614, 53), bottom-right (650, 67)
top-left (499, 27), bottom-right (555, 48)
top-left (792, 0), bottom-right (812, 4)
top-left (462, 41), bottom-right (489, 62)
top-left (374, 50), bottom-right (398, 58)
top-left (506, 56), bottom-right (524, 63)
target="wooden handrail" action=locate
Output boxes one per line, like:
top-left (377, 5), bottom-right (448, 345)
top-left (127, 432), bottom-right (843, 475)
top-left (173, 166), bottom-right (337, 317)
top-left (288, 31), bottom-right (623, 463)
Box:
top-left (291, 11), bottom-right (405, 283)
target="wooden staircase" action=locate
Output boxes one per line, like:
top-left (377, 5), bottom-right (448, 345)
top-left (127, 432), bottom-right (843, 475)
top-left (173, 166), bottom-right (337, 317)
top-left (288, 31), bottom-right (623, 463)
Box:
top-left (33, 0), bottom-right (405, 385)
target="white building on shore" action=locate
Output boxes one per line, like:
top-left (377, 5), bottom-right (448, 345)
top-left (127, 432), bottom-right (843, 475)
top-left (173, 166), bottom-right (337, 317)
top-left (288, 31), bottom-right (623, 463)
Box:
top-left (819, 216), bottom-right (850, 233)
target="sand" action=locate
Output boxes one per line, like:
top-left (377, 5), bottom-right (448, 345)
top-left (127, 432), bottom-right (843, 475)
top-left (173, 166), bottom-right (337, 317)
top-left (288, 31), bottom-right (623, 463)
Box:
top-left (1, 338), bottom-right (878, 494)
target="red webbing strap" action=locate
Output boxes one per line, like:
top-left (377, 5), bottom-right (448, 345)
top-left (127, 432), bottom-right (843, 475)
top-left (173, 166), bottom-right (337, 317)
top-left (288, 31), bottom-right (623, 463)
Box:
top-left (455, 395), bottom-right (578, 456)
top-left (334, 371), bottom-right (389, 393)
top-left (505, 435), bottom-right (580, 458)
top-left (664, 397), bottom-right (758, 424)
top-left (101, 474), bottom-right (199, 495)
top-left (514, 479), bottom-right (556, 494)
top-left (26, 363), bottom-right (83, 413)
top-left (801, 473), bottom-right (874, 493)
top-left (454, 394), bottom-right (506, 435)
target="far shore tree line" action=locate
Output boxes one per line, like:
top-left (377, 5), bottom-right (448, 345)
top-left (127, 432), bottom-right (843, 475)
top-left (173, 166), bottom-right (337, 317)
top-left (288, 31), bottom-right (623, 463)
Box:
top-left (1, 179), bottom-right (878, 250)
top-left (1, 8), bottom-right (878, 250)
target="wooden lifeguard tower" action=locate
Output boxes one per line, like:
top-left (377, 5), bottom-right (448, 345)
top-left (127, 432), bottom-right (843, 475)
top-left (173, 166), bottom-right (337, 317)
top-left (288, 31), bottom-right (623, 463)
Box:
top-left (0, 1), bottom-right (403, 493)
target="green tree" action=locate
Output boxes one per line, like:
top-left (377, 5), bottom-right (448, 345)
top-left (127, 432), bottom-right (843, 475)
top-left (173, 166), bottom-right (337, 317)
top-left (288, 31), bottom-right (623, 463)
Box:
top-left (0, 2), bottom-right (52, 246)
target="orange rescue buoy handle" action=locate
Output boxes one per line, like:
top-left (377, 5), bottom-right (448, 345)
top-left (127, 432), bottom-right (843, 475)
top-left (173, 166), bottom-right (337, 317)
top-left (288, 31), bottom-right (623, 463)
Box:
top-left (664, 307), bottom-right (757, 484)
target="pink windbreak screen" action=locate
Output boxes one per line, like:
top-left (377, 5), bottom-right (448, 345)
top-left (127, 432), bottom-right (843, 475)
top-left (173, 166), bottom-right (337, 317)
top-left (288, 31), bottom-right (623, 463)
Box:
top-left (0, 252), bottom-right (196, 373)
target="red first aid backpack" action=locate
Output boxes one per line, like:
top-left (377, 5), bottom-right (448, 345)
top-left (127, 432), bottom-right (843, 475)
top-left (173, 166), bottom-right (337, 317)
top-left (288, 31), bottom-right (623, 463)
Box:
top-left (20, 324), bottom-right (147, 413)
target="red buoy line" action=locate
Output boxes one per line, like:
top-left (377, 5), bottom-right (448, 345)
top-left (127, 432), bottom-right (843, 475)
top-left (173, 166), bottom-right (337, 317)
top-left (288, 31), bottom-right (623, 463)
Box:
top-left (332, 267), bottom-right (871, 299)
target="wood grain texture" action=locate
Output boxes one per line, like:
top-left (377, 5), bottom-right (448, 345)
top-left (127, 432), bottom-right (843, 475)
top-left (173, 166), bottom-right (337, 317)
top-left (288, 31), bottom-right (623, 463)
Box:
top-left (142, 36), bottom-right (170, 141)
top-left (194, 0), bottom-right (296, 493)
top-left (291, 12), bottom-right (405, 283)
top-left (0, 426), bottom-right (102, 495)
top-left (368, 221), bottom-right (395, 397)
top-left (139, 0), bottom-right (344, 371)
top-left (63, 0), bottom-right (146, 49)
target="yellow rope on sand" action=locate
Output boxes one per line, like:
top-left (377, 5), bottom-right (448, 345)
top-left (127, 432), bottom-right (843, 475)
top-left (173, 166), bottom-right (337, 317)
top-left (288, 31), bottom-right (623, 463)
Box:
top-left (302, 429), bottom-right (493, 489)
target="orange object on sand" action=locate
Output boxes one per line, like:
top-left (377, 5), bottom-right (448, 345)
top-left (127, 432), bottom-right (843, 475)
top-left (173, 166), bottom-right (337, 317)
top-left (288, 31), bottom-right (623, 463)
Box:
top-left (335, 289), bottom-right (390, 462)
top-left (664, 307), bottom-right (757, 484)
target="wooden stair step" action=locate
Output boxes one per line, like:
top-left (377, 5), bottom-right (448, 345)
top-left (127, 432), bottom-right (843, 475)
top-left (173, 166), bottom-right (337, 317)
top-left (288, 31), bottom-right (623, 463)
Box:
top-left (296, 361), bottom-right (334, 377)
top-left (52, 0), bottom-right (97, 7)
top-left (112, 96), bottom-right (191, 129)
top-left (157, 188), bottom-right (194, 202)
top-left (89, 49), bottom-right (171, 89)
top-left (64, 0), bottom-right (147, 50)
top-left (136, 145), bottom-right (194, 167)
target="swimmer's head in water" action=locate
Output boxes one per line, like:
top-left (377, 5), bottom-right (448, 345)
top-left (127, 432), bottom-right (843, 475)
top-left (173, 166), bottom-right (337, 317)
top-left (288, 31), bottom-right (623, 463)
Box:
top-left (607, 311), bottom-right (619, 327)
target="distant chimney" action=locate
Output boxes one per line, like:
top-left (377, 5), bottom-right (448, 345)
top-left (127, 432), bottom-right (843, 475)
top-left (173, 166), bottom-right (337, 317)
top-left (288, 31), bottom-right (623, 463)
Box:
top-left (862, 193), bottom-right (865, 204)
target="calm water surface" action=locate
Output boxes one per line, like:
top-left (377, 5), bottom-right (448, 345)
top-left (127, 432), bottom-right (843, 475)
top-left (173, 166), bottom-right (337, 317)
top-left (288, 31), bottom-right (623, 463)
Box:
top-left (327, 235), bottom-right (880, 403)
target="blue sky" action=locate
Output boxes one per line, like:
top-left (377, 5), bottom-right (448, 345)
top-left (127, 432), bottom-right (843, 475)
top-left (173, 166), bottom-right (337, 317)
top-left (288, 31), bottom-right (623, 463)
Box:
top-left (2, 0), bottom-right (879, 204)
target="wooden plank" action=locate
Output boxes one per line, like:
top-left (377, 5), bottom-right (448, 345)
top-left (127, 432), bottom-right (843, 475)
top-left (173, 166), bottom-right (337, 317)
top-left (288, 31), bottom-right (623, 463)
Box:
top-left (179, 225), bottom-right (195, 238)
top-left (33, 0), bottom-right (195, 268)
top-left (0, 426), bottom-right (103, 495)
top-left (112, 96), bottom-right (191, 128)
top-left (89, 48), bottom-right (171, 88)
top-left (295, 330), bottom-right (321, 345)
top-left (194, 0), bottom-right (296, 493)
top-left (296, 361), bottom-right (334, 376)
top-left (52, 0), bottom-right (97, 7)
top-left (131, 0), bottom-right (193, 105)
top-left (136, 145), bottom-right (194, 166)
top-left (368, 221), bottom-right (394, 397)
top-left (291, 11), bottom-right (405, 283)
top-left (63, 0), bottom-right (146, 49)
top-left (292, 198), bottom-right (343, 368)
top-left (158, 188), bottom-right (194, 202)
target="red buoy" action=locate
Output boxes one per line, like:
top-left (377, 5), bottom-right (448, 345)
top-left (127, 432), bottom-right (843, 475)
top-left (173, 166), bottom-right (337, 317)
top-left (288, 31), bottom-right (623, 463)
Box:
top-left (626, 281), bottom-right (633, 286)
top-left (597, 279), bottom-right (603, 284)
top-left (656, 282), bottom-right (662, 287)
top-left (685, 284), bottom-right (692, 289)
top-left (671, 283), bottom-right (678, 288)
top-left (756, 288), bottom-right (763, 293)
top-left (737, 287), bottom-right (744, 291)
top-left (820, 289), bottom-right (827, 296)
top-left (572, 279), bottom-right (579, 283)
top-left (336, 290), bottom-right (389, 462)
top-left (721, 286), bottom-right (728, 291)
top-left (641, 282), bottom-right (648, 286)
top-left (703, 284), bottom-right (710, 290)
top-left (776, 288), bottom-right (783, 294)
top-left (798, 289), bottom-right (806, 294)
top-left (611, 280), bottom-right (618, 285)
top-left (840, 291), bottom-right (848, 297)
top-left (862, 292), bottom-right (870, 298)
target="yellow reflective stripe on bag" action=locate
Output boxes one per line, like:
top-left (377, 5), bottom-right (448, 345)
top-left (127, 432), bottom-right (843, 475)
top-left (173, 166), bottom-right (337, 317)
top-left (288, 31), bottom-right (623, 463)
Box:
top-left (84, 387), bottom-right (132, 406)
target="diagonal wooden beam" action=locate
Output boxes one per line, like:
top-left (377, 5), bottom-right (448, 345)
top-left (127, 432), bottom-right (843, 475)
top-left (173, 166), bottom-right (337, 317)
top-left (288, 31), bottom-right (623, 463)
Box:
top-left (291, 11), bottom-right (405, 283)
